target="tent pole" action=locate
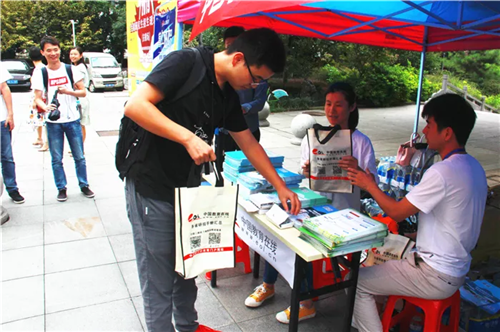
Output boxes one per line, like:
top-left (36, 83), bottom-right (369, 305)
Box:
top-left (177, 22), bottom-right (184, 49)
top-left (413, 26), bottom-right (428, 134)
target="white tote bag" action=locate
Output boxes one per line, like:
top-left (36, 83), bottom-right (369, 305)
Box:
top-left (175, 164), bottom-right (239, 279)
top-left (307, 124), bottom-right (353, 193)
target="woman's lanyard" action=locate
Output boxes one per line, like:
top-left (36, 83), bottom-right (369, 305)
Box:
top-left (443, 148), bottom-right (466, 160)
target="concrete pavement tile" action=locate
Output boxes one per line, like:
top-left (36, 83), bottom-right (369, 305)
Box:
top-left (0, 315), bottom-right (44, 331)
top-left (85, 163), bottom-right (119, 177)
top-left (208, 273), bottom-right (291, 323)
top-left (2, 245), bottom-right (43, 281)
top-left (1, 223), bottom-right (44, 250)
top-left (119, 260), bottom-right (141, 297)
top-left (86, 182), bottom-right (124, 199)
top-left (43, 189), bottom-right (94, 205)
top-left (95, 196), bottom-right (126, 212)
top-left (266, 147), bottom-right (301, 161)
top-left (132, 296), bottom-right (146, 330)
top-left (13, 179), bottom-right (44, 193)
top-left (0, 205), bottom-right (43, 227)
top-left (1, 275), bottom-right (44, 323)
top-left (2, 190), bottom-right (43, 209)
top-left (45, 299), bottom-right (143, 331)
top-left (236, 312), bottom-right (337, 332)
top-left (95, 197), bottom-right (132, 236)
top-left (45, 237), bottom-right (116, 273)
top-left (45, 264), bottom-right (129, 313)
top-left (197, 283), bottom-right (236, 328)
top-left (218, 324), bottom-right (243, 332)
top-left (43, 200), bottom-right (99, 222)
top-left (15, 169), bottom-right (44, 182)
top-left (44, 217), bottom-right (105, 245)
top-left (109, 233), bottom-right (136, 262)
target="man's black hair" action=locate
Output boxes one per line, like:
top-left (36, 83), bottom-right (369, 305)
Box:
top-left (40, 36), bottom-right (60, 51)
top-left (223, 26), bottom-right (245, 41)
top-left (422, 93), bottom-right (476, 146)
top-left (325, 82), bottom-right (359, 131)
top-left (226, 28), bottom-right (286, 74)
top-left (29, 46), bottom-right (43, 61)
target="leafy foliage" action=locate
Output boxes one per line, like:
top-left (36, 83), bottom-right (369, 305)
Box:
top-left (1, 0), bottom-right (126, 62)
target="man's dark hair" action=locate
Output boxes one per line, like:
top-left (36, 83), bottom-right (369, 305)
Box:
top-left (226, 28), bottom-right (286, 74)
top-left (40, 36), bottom-right (60, 50)
top-left (29, 46), bottom-right (43, 61)
top-left (422, 93), bottom-right (476, 146)
top-left (325, 82), bottom-right (359, 131)
top-left (223, 26), bottom-right (245, 41)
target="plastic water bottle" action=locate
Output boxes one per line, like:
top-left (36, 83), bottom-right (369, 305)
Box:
top-left (377, 158), bottom-right (389, 184)
top-left (387, 158), bottom-right (397, 183)
top-left (76, 99), bottom-right (82, 115)
top-left (409, 315), bottom-right (423, 332)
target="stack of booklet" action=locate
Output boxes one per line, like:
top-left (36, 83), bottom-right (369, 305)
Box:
top-left (224, 150), bottom-right (284, 184)
top-left (238, 168), bottom-right (304, 198)
top-left (299, 209), bottom-right (388, 257)
top-left (248, 187), bottom-right (329, 214)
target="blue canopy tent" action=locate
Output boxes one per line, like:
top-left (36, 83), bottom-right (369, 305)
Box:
top-left (182, 0), bottom-right (500, 132)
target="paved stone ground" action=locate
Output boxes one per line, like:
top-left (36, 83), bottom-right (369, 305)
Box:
top-left (1, 89), bottom-right (498, 331)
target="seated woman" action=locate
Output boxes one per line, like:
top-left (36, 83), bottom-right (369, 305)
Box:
top-left (244, 82), bottom-right (378, 324)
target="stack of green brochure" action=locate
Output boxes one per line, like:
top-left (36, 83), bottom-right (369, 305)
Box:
top-left (299, 208), bottom-right (388, 257)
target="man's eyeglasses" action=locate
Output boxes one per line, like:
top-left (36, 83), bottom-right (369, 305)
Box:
top-left (244, 57), bottom-right (267, 87)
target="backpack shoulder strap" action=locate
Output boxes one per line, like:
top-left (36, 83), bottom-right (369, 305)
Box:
top-left (41, 67), bottom-right (48, 91)
top-left (170, 48), bottom-right (206, 103)
top-left (65, 64), bottom-right (74, 87)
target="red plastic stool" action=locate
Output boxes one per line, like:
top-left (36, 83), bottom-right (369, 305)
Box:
top-left (205, 233), bottom-right (252, 280)
top-left (381, 290), bottom-right (461, 332)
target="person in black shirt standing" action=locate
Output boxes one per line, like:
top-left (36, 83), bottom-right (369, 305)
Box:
top-left (123, 28), bottom-right (301, 332)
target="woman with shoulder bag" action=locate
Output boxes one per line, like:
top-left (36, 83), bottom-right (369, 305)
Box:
top-left (69, 47), bottom-right (91, 150)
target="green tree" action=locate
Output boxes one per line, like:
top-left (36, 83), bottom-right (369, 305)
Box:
top-left (1, 0), bottom-right (126, 62)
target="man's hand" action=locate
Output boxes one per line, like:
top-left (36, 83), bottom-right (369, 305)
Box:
top-left (44, 103), bottom-right (56, 113)
top-left (57, 86), bottom-right (70, 95)
top-left (347, 167), bottom-right (378, 192)
top-left (183, 135), bottom-right (216, 165)
top-left (276, 186), bottom-right (301, 215)
top-left (301, 160), bottom-right (310, 178)
top-left (5, 115), bottom-right (14, 131)
top-left (338, 156), bottom-right (359, 171)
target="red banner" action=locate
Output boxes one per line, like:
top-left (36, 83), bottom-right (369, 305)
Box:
top-left (183, 246), bottom-right (234, 260)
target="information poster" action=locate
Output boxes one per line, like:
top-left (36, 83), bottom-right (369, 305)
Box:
top-left (126, 0), bottom-right (181, 94)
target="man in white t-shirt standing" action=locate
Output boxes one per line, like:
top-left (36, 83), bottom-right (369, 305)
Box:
top-left (0, 66), bottom-right (25, 204)
top-left (347, 93), bottom-right (487, 332)
top-left (33, 36), bottom-right (94, 202)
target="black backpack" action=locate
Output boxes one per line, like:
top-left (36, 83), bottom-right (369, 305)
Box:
top-left (41, 64), bottom-right (75, 91)
top-left (115, 48), bottom-right (206, 180)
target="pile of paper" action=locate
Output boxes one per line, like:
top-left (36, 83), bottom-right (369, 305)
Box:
top-left (247, 187), bottom-right (329, 214)
top-left (224, 150), bottom-right (284, 183)
top-left (460, 279), bottom-right (500, 315)
top-left (238, 168), bottom-right (303, 191)
top-left (299, 209), bottom-right (388, 257)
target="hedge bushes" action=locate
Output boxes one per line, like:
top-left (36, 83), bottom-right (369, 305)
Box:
top-left (269, 97), bottom-right (316, 113)
top-left (322, 62), bottom-right (440, 107)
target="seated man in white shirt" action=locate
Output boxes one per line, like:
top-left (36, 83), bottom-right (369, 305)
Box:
top-left (347, 93), bottom-right (487, 332)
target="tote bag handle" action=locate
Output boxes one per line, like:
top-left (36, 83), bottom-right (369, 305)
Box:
top-left (313, 124), bottom-right (342, 144)
top-left (186, 161), bottom-right (224, 188)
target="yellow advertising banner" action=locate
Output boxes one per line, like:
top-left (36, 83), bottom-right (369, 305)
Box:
top-left (126, 0), bottom-right (181, 94)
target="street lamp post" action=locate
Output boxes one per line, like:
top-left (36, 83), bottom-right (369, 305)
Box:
top-left (70, 20), bottom-right (76, 47)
